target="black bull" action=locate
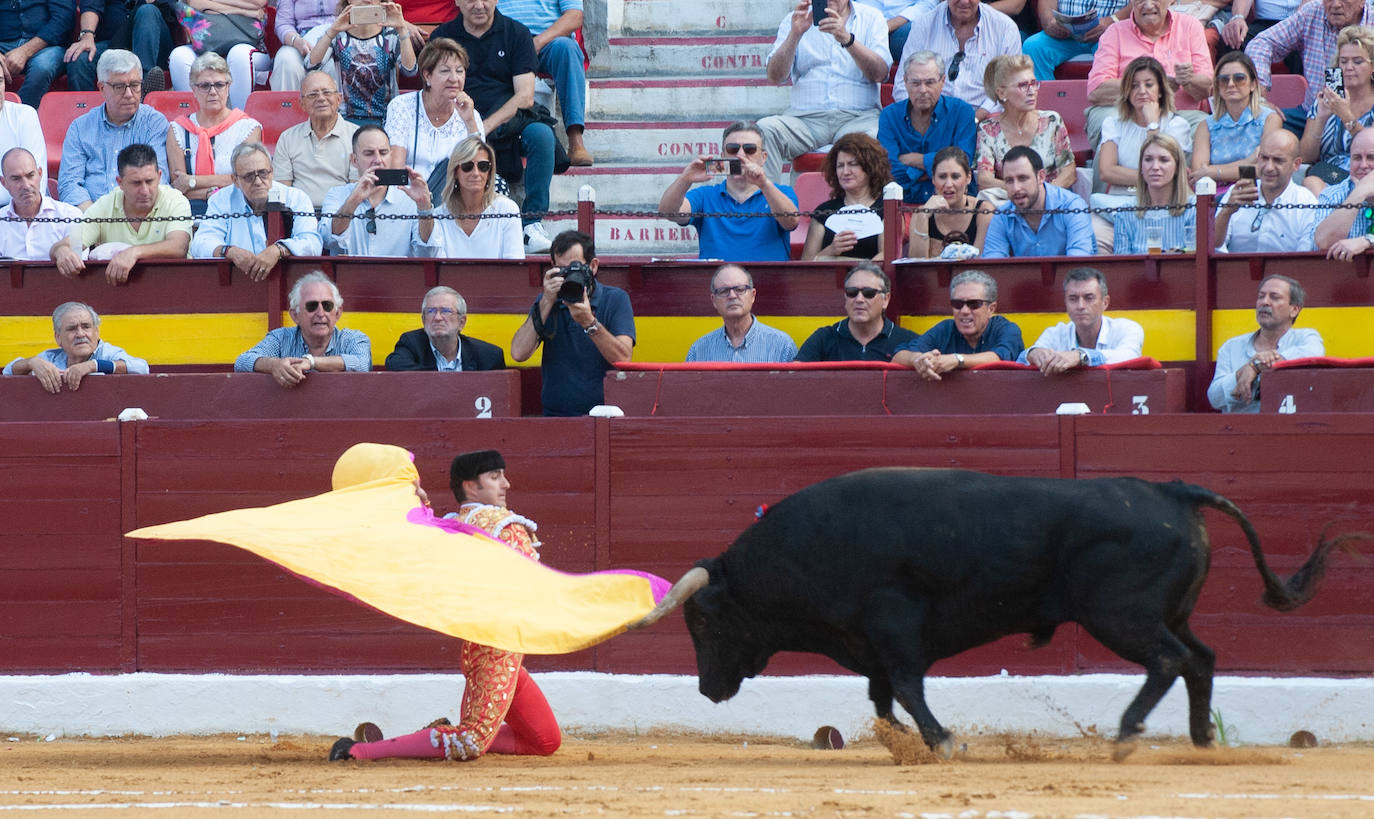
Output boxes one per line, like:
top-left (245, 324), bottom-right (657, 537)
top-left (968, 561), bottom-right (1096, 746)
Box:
top-left (631, 468), bottom-right (1350, 759)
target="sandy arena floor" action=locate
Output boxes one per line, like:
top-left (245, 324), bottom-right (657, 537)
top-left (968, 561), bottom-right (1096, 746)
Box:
top-left (0, 728), bottom-right (1371, 817)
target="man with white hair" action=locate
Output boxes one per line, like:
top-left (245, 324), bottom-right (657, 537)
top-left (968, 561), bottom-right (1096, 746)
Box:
top-left (3, 301), bottom-right (149, 393)
top-left (385, 286), bottom-right (506, 371)
top-left (58, 49), bottom-right (171, 210)
top-left (234, 271), bottom-right (372, 387)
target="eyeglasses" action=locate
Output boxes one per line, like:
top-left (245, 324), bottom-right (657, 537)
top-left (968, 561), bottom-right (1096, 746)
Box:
top-left (906, 77), bottom-right (941, 89)
top-left (1012, 79), bottom-right (1040, 92)
top-left (302, 89), bottom-right (338, 100)
top-left (364, 206), bottom-right (377, 235)
top-left (711, 284), bottom-right (754, 297)
top-left (948, 51), bottom-right (965, 81)
top-left (106, 81), bottom-right (142, 96)
top-left (236, 169), bottom-right (272, 183)
top-left (950, 298), bottom-right (988, 311)
top-left (459, 159), bottom-right (492, 173)
top-left (303, 300), bottom-right (336, 313)
top-left (723, 143), bottom-right (761, 156)
top-left (844, 286), bottom-right (887, 299)
top-left (193, 81), bottom-right (230, 93)
top-left (1217, 72), bottom-right (1250, 86)
top-left (424, 306), bottom-right (459, 317)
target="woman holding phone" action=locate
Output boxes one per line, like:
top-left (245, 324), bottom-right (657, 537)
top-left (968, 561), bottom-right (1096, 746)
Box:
top-left (1300, 25), bottom-right (1374, 194)
top-left (307, 0), bottom-right (417, 127)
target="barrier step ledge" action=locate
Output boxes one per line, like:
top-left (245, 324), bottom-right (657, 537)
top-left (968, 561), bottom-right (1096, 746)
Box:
top-left (606, 0), bottom-right (794, 38)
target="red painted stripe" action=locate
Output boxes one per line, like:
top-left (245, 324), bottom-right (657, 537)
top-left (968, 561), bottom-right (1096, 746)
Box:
top-left (584, 121), bottom-right (731, 130)
top-left (608, 35), bottom-right (773, 46)
top-left (591, 78), bottom-right (767, 89)
top-left (563, 166), bottom-right (683, 175)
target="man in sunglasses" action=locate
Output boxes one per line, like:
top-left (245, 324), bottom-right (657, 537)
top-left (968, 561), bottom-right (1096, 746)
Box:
top-left (878, 50), bottom-right (977, 204)
top-left (1310, 126), bottom-right (1374, 257)
top-left (385, 286), bottom-right (506, 371)
top-left (893, 269), bottom-right (1023, 379)
top-left (1017, 267), bottom-right (1143, 373)
top-left (1215, 130), bottom-right (1316, 254)
top-left (658, 121), bottom-right (800, 262)
top-left (191, 142), bottom-right (322, 280)
top-left (757, 0), bottom-right (892, 183)
top-left (235, 270), bottom-right (372, 386)
top-left (795, 261), bottom-right (916, 361)
top-left (685, 264), bottom-right (798, 363)
top-left (982, 146), bottom-right (1096, 258)
top-left (890, 0), bottom-right (1021, 117)
top-left (322, 125), bottom-right (435, 257)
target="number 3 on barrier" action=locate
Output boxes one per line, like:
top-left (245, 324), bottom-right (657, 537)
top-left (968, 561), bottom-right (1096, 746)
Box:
top-left (474, 396), bottom-right (493, 418)
top-left (1131, 395), bottom-right (1149, 415)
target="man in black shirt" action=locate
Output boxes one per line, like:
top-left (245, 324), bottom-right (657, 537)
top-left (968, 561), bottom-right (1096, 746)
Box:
top-left (431, 0), bottom-right (559, 253)
top-left (795, 261), bottom-right (917, 361)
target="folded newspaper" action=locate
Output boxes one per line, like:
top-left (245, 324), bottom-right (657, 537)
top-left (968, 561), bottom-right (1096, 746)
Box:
top-left (1053, 8), bottom-right (1099, 41)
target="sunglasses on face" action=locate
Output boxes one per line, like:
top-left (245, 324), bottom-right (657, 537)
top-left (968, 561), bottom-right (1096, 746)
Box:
top-left (712, 284), bottom-right (753, 297)
top-left (723, 143), bottom-right (761, 156)
top-left (950, 298), bottom-right (988, 311)
top-left (459, 159), bottom-right (492, 173)
top-left (303, 300), bottom-right (336, 313)
top-left (1217, 72), bottom-right (1250, 86)
top-left (948, 51), bottom-right (966, 81)
top-left (845, 286), bottom-right (886, 299)
top-left (237, 169), bottom-right (272, 183)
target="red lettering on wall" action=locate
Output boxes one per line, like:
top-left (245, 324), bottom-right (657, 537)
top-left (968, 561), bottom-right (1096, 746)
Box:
top-left (716, 15), bottom-right (726, 28)
top-left (609, 227), bottom-right (622, 241)
top-left (653, 228), bottom-right (665, 241)
top-left (700, 54), bottom-right (765, 71)
top-left (657, 141), bottom-right (718, 157)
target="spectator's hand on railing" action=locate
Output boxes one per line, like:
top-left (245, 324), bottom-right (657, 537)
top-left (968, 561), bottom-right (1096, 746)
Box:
top-left (268, 357), bottom-right (311, 388)
top-left (63, 360), bottom-right (98, 392)
top-left (106, 248), bottom-right (141, 285)
top-left (1326, 236), bottom-right (1371, 261)
top-left (52, 244), bottom-right (86, 279)
top-left (26, 357), bottom-right (64, 395)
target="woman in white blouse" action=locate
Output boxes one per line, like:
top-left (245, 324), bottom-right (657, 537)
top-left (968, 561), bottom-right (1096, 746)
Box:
top-left (384, 37), bottom-right (483, 181)
top-left (0, 71), bottom-right (45, 206)
top-left (1091, 56), bottom-right (1193, 211)
top-left (167, 52), bottom-right (264, 216)
top-left (419, 136), bottom-right (523, 259)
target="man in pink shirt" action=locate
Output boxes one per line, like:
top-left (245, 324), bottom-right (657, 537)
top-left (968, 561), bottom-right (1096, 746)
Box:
top-left (1084, 0), bottom-right (1212, 143)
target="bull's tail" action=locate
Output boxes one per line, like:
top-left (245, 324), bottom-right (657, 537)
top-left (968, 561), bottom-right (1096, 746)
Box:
top-left (1175, 483), bottom-right (1363, 612)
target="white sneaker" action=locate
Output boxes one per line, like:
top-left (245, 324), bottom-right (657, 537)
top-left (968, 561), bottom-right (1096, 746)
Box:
top-left (523, 223), bottom-right (552, 253)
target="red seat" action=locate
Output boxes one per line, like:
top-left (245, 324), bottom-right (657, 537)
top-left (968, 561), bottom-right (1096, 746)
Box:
top-left (1266, 74), bottom-right (1308, 110)
top-left (1040, 79), bottom-right (1093, 166)
top-left (243, 91), bottom-right (307, 152)
top-left (792, 152), bottom-right (827, 174)
top-left (145, 91), bottom-right (197, 122)
top-left (37, 92), bottom-right (104, 180)
top-left (880, 82), bottom-right (894, 107)
top-left (4, 92), bottom-right (17, 103)
top-left (1053, 57), bottom-right (1093, 81)
top-left (789, 171), bottom-right (832, 260)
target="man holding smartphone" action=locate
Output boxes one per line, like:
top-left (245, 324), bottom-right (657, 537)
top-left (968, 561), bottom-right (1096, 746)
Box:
top-left (1215, 130), bottom-right (1316, 254)
top-left (658, 121), bottom-right (800, 262)
top-left (321, 125), bottom-right (436, 256)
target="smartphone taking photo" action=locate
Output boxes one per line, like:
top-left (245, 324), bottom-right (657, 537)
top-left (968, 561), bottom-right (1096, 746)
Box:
top-left (1238, 165), bottom-right (1257, 181)
top-left (708, 158), bottom-right (743, 176)
top-left (350, 4), bottom-right (386, 25)
top-left (812, 0), bottom-right (829, 26)
top-left (373, 168), bottom-right (410, 186)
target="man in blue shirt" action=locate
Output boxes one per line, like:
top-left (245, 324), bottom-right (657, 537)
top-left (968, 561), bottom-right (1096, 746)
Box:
top-left (685, 264), bottom-right (798, 363)
top-left (499, 0), bottom-right (592, 166)
top-left (0, 0), bottom-right (73, 107)
top-left (982, 146), bottom-right (1096, 258)
top-left (3, 301), bottom-right (148, 393)
top-left (235, 271), bottom-right (372, 385)
top-left (510, 230), bottom-right (636, 416)
top-left (877, 50), bottom-right (977, 204)
top-left (59, 49), bottom-right (170, 209)
top-left (893, 269), bottom-right (1024, 378)
top-left (659, 121), bottom-right (800, 262)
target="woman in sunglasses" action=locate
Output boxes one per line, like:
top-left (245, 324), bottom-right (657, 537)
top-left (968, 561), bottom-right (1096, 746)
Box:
top-left (1111, 133), bottom-right (1196, 254)
top-left (975, 55), bottom-right (1075, 201)
top-left (801, 133), bottom-right (892, 261)
top-left (908, 147), bottom-right (992, 258)
top-left (418, 136), bottom-right (523, 259)
top-left (1191, 52), bottom-right (1280, 189)
top-left (1300, 25), bottom-right (1374, 194)
top-left (166, 52), bottom-right (264, 217)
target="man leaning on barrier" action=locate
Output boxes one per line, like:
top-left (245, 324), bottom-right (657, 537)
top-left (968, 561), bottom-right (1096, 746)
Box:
top-left (981, 146), bottom-right (1096, 258)
top-left (1017, 267), bottom-right (1144, 374)
top-left (795, 261), bottom-right (916, 361)
top-left (1310, 126), bottom-right (1374, 258)
top-left (893, 269), bottom-right (1025, 379)
top-left (3, 301), bottom-right (148, 394)
top-left (385, 286), bottom-right (506, 372)
top-left (685, 264), bottom-right (798, 363)
top-left (1207, 274), bottom-right (1324, 413)
top-left (191, 142), bottom-right (321, 281)
top-left (234, 271), bottom-right (372, 388)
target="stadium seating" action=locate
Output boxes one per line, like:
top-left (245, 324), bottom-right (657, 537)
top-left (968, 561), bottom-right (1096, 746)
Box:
top-left (145, 91), bottom-right (196, 122)
top-left (789, 170), bottom-right (831, 259)
top-left (1266, 74), bottom-right (1308, 110)
top-left (243, 91), bottom-right (307, 152)
top-left (37, 92), bottom-right (103, 181)
top-left (1040, 80), bottom-right (1092, 166)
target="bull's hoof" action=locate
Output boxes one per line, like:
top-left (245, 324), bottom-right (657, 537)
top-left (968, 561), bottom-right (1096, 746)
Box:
top-left (935, 737), bottom-right (955, 760)
top-left (1111, 738), bottom-right (1138, 762)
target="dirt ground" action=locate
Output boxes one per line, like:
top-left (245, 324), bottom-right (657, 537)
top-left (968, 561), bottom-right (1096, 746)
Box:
top-left (1, 728), bottom-right (1371, 817)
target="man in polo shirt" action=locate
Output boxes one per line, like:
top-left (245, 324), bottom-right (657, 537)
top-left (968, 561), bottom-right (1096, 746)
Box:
top-left (757, 0), bottom-right (892, 183)
top-left (795, 262), bottom-right (917, 361)
top-left (51, 144), bottom-right (191, 284)
top-left (0, 148), bottom-right (83, 262)
top-left (685, 264), bottom-right (798, 363)
top-left (274, 72), bottom-right (359, 209)
top-left (878, 50), bottom-right (977, 204)
top-left (431, 0), bottom-right (559, 253)
top-left (658, 121), bottom-right (800, 262)
top-left (982, 146), bottom-right (1096, 258)
top-left (893, 269), bottom-right (1024, 378)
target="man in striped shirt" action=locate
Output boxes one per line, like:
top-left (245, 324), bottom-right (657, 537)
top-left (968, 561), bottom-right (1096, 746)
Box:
top-left (1245, 0), bottom-right (1374, 134)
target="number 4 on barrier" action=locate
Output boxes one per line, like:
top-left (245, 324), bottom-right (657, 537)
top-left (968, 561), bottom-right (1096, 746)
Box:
top-left (474, 396), bottom-right (493, 418)
top-left (1131, 395), bottom-right (1149, 415)
top-left (1278, 395), bottom-right (1297, 414)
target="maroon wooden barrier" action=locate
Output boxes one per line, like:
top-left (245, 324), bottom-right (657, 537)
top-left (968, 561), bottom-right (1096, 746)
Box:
top-left (0, 415), bottom-right (1369, 677)
top-left (603, 368), bottom-right (1185, 417)
top-left (1260, 368), bottom-right (1374, 413)
top-left (0, 372), bottom-right (522, 422)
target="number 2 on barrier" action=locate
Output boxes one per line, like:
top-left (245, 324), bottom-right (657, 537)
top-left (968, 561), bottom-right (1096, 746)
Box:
top-left (474, 396), bottom-right (493, 418)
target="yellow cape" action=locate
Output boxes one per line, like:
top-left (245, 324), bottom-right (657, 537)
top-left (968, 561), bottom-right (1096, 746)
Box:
top-left (127, 443), bottom-right (667, 654)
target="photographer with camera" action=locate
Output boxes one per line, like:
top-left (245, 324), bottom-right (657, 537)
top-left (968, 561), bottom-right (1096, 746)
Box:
top-left (511, 230), bottom-right (635, 416)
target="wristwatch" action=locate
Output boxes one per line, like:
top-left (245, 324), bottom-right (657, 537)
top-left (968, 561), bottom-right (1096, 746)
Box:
top-left (274, 241), bottom-right (291, 257)
top-left (188, 176), bottom-right (197, 190)
top-left (583, 321), bottom-right (600, 335)
top-left (303, 353), bottom-right (316, 370)
top-left (1078, 349), bottom-right (1090, 367)
top-left (955, 353), bottom-right (965, 369)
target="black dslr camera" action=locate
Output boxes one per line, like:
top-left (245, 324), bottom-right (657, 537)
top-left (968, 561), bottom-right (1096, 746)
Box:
top-left (558, 261), bottom-right (594, 303)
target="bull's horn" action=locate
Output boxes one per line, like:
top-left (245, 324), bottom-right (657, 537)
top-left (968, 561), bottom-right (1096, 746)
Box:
top-left (626, 566), bottom-right (710, 629)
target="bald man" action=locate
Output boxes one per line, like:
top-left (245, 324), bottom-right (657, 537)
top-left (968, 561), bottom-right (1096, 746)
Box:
top-left (1215, 129), bottom-right (1317, 254)
top-left (1311, 126), bottom-right (1374, 257)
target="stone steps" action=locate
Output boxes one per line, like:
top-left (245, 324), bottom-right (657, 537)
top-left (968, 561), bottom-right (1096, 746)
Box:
top-left (594, 35), bottom-right (774, 78)
top-left (605, 0), bottom-right (793, 37)
top-left (550, 166), bottom-right (687, 209)
top-left (582, 121), bottom-right (733, 165)
top-left (586, 77), bottom-right (790, 122)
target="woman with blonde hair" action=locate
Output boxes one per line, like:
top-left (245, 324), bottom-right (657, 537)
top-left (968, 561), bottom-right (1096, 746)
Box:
top-left (975, 54), bottom-right (1075, 197)
top-left (1300, 25), bottom-right (1374, 194)
top-left (418, 136), bottom-right (523, 259)
top-left (167, 51), bottom-right (263, 216)
top-left (802, 132), bottom-right (892, 260)
top-left (1091, 56), bottom-right (1193, 210)
top-left (1191, 52), bottom-right (1280, 187)
top-left (1111, 133), bottom-right (1196, 254)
